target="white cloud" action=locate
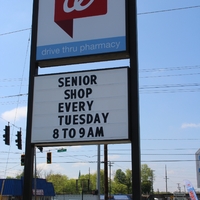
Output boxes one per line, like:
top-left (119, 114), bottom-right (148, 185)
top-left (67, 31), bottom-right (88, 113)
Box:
top-left (108, 154), bottom-right (120, 160)
top-left (181, 123), bottom-right (200, 129)
top-left (1, 106), bottom-right (27, 122)
top-left (72, 162), bottom-right (89, 168)
top-left (36, 163), bottom-right (65, 176)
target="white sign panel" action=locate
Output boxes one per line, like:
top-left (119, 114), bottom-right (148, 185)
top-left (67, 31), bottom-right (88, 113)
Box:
top-left (36, 0), bottom-right (126, 62)
top-left (31, 68), bottom-right (129, 145)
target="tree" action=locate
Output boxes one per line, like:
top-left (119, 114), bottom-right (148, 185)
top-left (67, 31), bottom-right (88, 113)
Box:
top-left (15, 171), bottom-right (24, 179)
top-left (141, 164), bottom-right (154, 194)
top-left (27, 165), bottom-right (154, 195)
top-left (113, 169), bottom-right (126, 194)
top-left (125, 169), bottom-right (132, 194)
top-left (114, 169), bottom-right (126, 184)
top-left (112, 182), bottom-right (127, 194)
top-left (65, 179), bottom-right (77, 194)
top-left (46, 173), bottom-right (68, 194)
top-left (141, 180), bottom-right (151, 194)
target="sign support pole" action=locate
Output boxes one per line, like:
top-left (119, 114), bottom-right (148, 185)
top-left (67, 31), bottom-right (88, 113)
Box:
top-left (129, 0), bottom-right (141, 199)
top-left (23, 0), bottom-right (139, 199)
top-left (23, 0), bottom-right (39, 199)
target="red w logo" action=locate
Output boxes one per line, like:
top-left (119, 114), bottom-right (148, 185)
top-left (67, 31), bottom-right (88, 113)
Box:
top-left (54, 0), bottom-right (107, 38)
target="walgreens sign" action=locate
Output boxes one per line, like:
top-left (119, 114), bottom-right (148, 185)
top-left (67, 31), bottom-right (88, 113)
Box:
top-left (55, 0), bottom-right (107, 37)
top-left (36, 0), bottom-right (127, 66)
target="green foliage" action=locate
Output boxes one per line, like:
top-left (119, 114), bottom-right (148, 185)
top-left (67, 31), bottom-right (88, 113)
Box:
top-left (125, 169), bottom-right (132, 194)
top-left (112, 182), bottom-right (127, 194)
top-left (114, 169), bottom-right (126, 184)
top-left (15, 171), bottom-right (24, 179)
top-left (141, 180), bottom-right (151, 194)
top-left (6, 176), bottom-right (14, 179)
top-left (65, 179), bottom-right (77, 194)
top-left (141, 164), bottom-right (154, 194)
top-left (46, 173), bottom-right (68, 194)
top-left (42, 164), bottom-right (153, 195)
top-left (141, 164), bottom-right (153, 182)
top-left (112, 169), bottom-right (132, 194)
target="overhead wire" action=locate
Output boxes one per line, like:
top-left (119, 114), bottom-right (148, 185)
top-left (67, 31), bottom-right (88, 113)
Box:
top-left (0, 160), bottom-right (197, 165)
top-left (140, 65), bottom-right (200, 72)
top-left (0, 28), bottom-right (31, 36)
top-left (0, 5), bottom-right (200, 36)
top-left (138, 5), bottom-right (200, 15)
top-left (1, 62), bottom-right (200, 98)
top-left (0, 4), bottom-right (200, 177)
top-left (3, 30), bottom-right (31, 178)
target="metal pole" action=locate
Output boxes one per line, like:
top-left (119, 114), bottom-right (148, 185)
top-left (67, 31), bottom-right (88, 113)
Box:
top-left (0, 180), bottom-right (5, 200)
top-left (104, 145), bottom-right (108, 200)
top-left (129, 0), bottom-right (141, 199)
top-left (109, 162), bottom-right (111, 197)
top-left (23, 0), bottom-right (39, 198)
top-left (97, 145), bottom-right (100, 200)
top-left (165, 165), bottom-right (168, 193)
top-left (34, 146), bottom-right (37, 200)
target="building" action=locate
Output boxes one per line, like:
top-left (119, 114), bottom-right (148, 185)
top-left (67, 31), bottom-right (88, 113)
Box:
top-left (0, 178), bottom-right (55, 200)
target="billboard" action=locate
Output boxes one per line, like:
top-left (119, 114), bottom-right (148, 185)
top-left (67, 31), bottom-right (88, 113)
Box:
top-left (36, 0), bottom-right (128, 67)
top-left (31, 67), bottom-right (129, 145)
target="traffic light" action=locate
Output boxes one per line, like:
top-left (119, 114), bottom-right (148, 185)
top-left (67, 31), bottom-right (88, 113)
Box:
top-left (21, 154), bottom-right (25, 166)
top-left (15, 130), bottom-right (22, 150)
top-left (3, 125), bottom-right (10, 145)
top-left (47, 152), bottom-right (52, 164)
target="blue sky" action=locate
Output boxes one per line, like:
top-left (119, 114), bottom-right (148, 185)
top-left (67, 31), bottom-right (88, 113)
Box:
top-left (0, 0), bottom-right (200, 193)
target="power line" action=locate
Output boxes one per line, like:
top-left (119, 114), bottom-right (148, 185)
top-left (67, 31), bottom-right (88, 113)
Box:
top-left (0, 159), bottom-right (197, 164)
top-left (138, 5), bottom-right (200, 15)
top-left (0, 100), bottom-right (27, 105)
top-left (1, 31), bottom-right (31, 178)
top-left (1, 64), bottom-right (200, 81)
top-left (142, 138), bottom-right (200, 140)
top-left (140, 65), bottom-right (200, 73)
top-left (140, 88), bottom-right (200, 94)
top-left (0, 78), bottom-right (28, 82)
top-left (0, 28), bottom-right (31, 36)
top-left (0, 148), bottom-right (198, 155)
top-left (1, 5), bottom-right (200, 37)
top-left (140, 72), bottom-right (200, 79)
top-left (140, 83), bottom-right (200, 89)
top-left (0, 93), bottom-right (28, 98)
top-left (1, 81), bottom-right (200, 98)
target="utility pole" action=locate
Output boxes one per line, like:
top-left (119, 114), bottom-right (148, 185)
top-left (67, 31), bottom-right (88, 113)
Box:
top-left (165, 165), bottom-right (169, 192)
top-left (108, 161), bottom-right (113, 198)
top-left (177, 183), bottom-right (181, 192)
